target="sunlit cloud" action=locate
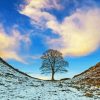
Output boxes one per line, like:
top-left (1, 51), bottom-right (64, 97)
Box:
top-left (19, 0), bottom-right (100, 57)
top-left (0, 25), bottom-right (31, 63)
top-left (47, 8), bottom-right (100, 56)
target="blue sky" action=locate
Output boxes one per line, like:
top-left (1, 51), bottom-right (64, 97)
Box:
top-left (0, 0), bottom-right (100, 79)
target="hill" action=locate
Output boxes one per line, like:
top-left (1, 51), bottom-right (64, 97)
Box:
top-left (72, 62), bottom-right (100, 86)
top-left (0, 57), bottom-right (100, 100)
top-left (0, 57), bottom-right (41, 81)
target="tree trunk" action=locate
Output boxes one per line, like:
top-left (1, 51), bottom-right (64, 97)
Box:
top-left (51, 70), bottom-right (55, 81)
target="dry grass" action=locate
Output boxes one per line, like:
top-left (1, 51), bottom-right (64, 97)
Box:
top-left (84, 92), bottom-right (93, 97)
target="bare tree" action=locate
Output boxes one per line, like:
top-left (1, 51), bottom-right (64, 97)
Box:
top-left (40, 49), bottom-right (68, 80)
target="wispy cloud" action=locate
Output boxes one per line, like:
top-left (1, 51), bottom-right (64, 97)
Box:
top-left (0, 24), bottom-right (31, 63)
top-left (28, 73), bottom-right (50, 80)
top-left (31, 55), bottom-right (41, 60)
top-left (19, 0), bottom-right (60, 28)
top-left (26, 55), bottom-right (41, 60)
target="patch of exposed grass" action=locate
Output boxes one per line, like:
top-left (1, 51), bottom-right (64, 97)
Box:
top-left (84, 92), bottom-right (94, 97)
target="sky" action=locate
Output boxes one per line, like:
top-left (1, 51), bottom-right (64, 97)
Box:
top-left (0, 0), bottom-right (100, 80)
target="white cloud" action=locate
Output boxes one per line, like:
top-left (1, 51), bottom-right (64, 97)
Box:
top-left (19, 0), bottom-right (61, 28)
top-left (19, 0), bottom-right (100, 57)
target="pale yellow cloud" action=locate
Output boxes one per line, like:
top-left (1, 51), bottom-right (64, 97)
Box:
top-left (0, 51), bottom-right (25, 63)
top-left (47, 8), bottom-right (100, 56)
top-left (0, 25), bottom-right (30, 63)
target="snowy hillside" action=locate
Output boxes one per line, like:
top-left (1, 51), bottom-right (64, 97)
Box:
top-left (0, 58), bottom-right (100, 100)
top-left (71, 62), bottom-right (100, 86)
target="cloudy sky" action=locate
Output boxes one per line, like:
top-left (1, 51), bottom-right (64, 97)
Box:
top-left (0, 0), bottom-right (100, 79)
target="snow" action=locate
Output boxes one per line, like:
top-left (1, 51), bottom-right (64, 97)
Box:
top-left (0, 59), bottom-right (100, 100)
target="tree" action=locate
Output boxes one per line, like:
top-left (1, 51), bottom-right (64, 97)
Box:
top-left (40, 49), bottom-right (68, 80)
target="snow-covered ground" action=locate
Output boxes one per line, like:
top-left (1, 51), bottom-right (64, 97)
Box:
top-left (1, 78), bottom-right (100, 100)
top-left (0, 58), bottom-right (100, 100)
